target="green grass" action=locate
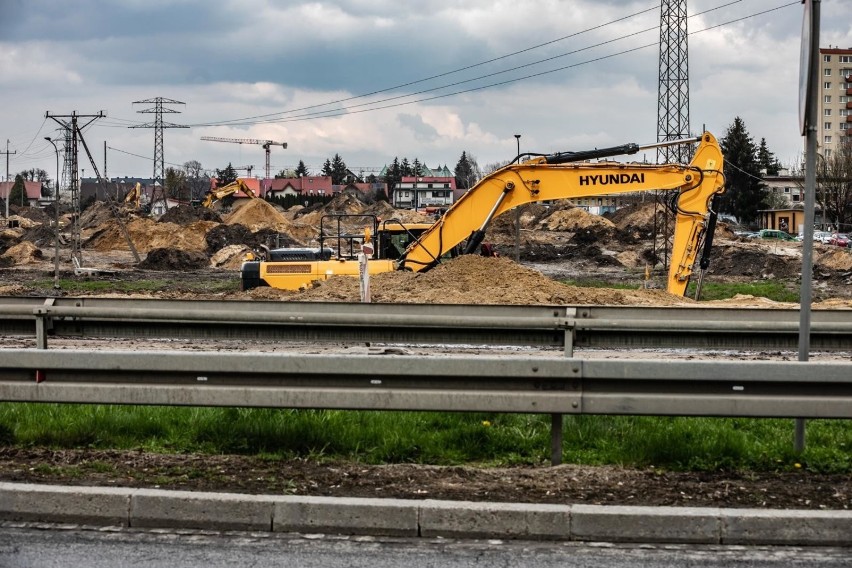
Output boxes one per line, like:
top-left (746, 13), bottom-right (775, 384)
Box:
top-left (687, 281), bottom-right (800, 302)
top-left (1, 404), bottom-right (849, 473)
top-left (560, 279), bottom-right (640, 290)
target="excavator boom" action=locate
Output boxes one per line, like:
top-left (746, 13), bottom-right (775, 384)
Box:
top-left (398, 132), bottom-right (725, 296)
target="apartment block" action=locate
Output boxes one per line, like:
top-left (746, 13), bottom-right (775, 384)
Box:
top-left (818, 47), bottom-right (852, 157)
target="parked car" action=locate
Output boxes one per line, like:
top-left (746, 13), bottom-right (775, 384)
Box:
top-left (828, 233), bottom-right (849, 247)
top-left (813, 230), bottom-right (833, 244)
top-left (757, 229), bottom-right (796, 241)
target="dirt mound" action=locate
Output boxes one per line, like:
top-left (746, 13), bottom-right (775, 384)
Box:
top-left (205, 224), bottom-right (292, 253)
top-left (210, 244), bottom-right (250, 269)
top-left (139, 248), bottom-right (209, 270)
top-left (710, 244), bottom-right (801, 279)
top-left (224, 199), bottom-right (290, 231)
top-left (87, 218), bottom-right (217, 254)
top-left (539, 207), bottom-right (615, 232)
top-left (1, 241), bottom-right (43, 265)
top-left (15, 207), bottom-right (50, 224)
top-left (79, 201), bottom-right (117, 229)
top-left (278, 255), bottom-right (687, 305)
top-left (816, 249), bottom-right (852, 271)
top-left (158, 205), bottom-right (222, 225)
top-left (21, 224), bottom-right (58, 247)
top-left (606, 202), bottom-right (659, 232)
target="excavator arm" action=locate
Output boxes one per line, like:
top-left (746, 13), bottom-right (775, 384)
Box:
top-left (398, 132), bottom-right (725, 297)
top-left (202, 179), bottom-right (255, 208)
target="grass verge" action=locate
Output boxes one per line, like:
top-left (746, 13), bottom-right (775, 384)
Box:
top-left (1, 404), bottom-right (849, 472)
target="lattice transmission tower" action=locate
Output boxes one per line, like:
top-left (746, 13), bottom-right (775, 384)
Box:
top-left (654, 0), bottom-right (691, 268)
top-left (130, 97), bottom-right (188, 210)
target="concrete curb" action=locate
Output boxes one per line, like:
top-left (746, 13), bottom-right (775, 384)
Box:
top-left (1, 482), bottom-right (850, 546)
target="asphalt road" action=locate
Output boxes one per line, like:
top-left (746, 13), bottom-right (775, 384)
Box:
top-left (2, 525), bottom-right (851, 568)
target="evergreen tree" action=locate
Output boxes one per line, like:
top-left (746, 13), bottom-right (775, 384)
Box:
top-left (321, 158), bottom-right (333, 178)
top-left (295, 160), bottom-right (309, 177)
top-left (400, 158), bottom-right (412, 177)
top-left (8, 174), bottom-right (27, 207)
top-left (383, 157), bottom-right (402, 197)
top-left (719, 117), bottom-right (767, 225)
top-left (330, 153), bottom-right (348, 185)
top-left (757, 138), bottom-right (780, 176)
top-left (412, 158), bottom-right (423, 177)
top-left (214, 163), bottom-right (238, 187)
top-left (454, 151), bottom-right (480, 191)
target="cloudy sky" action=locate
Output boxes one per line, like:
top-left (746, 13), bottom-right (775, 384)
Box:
top-left (1, 0), bottom-right (850, 183)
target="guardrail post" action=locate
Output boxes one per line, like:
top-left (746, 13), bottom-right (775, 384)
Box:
top-left (550, 413), bottom-right (563, 465)
top-left (564, 307), bottom-right (576, 358)
top-left (34, 310), bottom-right (48, 350)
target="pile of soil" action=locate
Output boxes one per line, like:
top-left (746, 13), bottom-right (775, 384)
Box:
top-left (225, 200), bottom-right (290, 231)
top-left (817, 249), bottom-right (852, 271)
top-left (1, 241), bottom-right (43, 265)
top-left (257, 255), bottom-right (688, 306)
top-left (87, 218), bottom-right (217, 254)
top-left (79, 201), bottom-right (118, 230)
top-left (539, 207), bottom-right (616, 232)
top-left (158, 204), bottom-right (222, 225)
top-left (21, 224), bottom-right (58, 247)
top-left (210, 245), bottom-right (251, 269)
top-left (710, 244), bottom-right (802, 279)
top-left (138, 247), bottom-right (209, 270)
top-left (205, 224), bottom-right (287, 254)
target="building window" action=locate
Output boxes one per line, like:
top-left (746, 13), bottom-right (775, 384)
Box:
top-left (825, 81), bottom-right (832, 89)
top-left (825, 109), bottom-right (832, 116)
top-left (824, 55), bottom-right (832, 62)
top-left (825, 68), bottom-right (832, 76)
top-left (793, 194), bottom-right (801, 202)
top-left (825, 122), bottom-right (832, 130)
top-left (841, 123), bottom-right (850, 130)
top-left (427, 183), bottom-right (433, 188)
top-left (842, 56), bottom-right (852, 63)
top-left (825, 135), bottom-right (833, 144)
top-left (784, 187), bottom-right (790, 193)
top-left (444, 183), bottom-right (450, 188)
top-left (841, 96), bottom-right (849, 103)
top-left (825, 95), bottom-right (832, 103)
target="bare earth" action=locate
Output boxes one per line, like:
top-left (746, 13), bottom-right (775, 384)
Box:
top-left (2, 199), bottom-right (852, 509)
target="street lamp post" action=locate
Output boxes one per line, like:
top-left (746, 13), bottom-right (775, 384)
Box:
top-left (44, 137), bottom-right (60, 290)
top-left (514, 134), bottom-right (521, 262)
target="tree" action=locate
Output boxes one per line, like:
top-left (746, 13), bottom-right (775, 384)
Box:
top-left (756, 138), bottom-right (781, 176)
top-left (815, 139), bottom-right (852, 230)
top-left (165, 167), bottom-right (187, 202)
top-left (400, 158), bottom-right (412, 177)
top-left (483, 160), bottom-right (511, 175)
top-left (295, 160), bottom-right (309, 177)
top-left (412, 158), bottom-right (423, 177)
top-left (330, 153), bottom-right (348, 185)
top-left (321, 158), bottom-right (333, 179)
top-left (383, 157), bottom-right (402, 197)
top-left (8, 174), bottom-right (27, 207)
top-left (454, 151), bottom-right (481, 191)
top-left (183, 160), bottom-right (209, 203)
top-left (19, 168), bottom-right (48, 183)
top-left (719, 117), bottom-right (767, 225)
top-left (214, 163), bottom-right (238, 187)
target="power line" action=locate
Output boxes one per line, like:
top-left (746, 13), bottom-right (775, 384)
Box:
top-left (186, 1), bottom-right (796, 128)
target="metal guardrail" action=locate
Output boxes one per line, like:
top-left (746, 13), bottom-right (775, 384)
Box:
top-left (1, 297), bottom-right (851, 351)
top-left (0, 350), bottom-right (850, 419)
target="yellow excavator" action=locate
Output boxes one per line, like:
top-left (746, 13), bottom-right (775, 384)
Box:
top-left (241, 132), bottom-right (725, 297)
top-left (202, 179), bottom-right (256, 208)
top-left (123, 182), bottom-right (141, 209)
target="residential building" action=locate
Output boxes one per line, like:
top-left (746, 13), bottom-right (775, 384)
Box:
top-left (818, 46), bottom-right (852, 158)
top-left (763, 172), bottom-right (804, 207)
top-left (0, 180), bottom-right (45, 208)
top-left (393, 176), bottom-right (456, 210)
top-left (265, 176), bottom-right (333, 200)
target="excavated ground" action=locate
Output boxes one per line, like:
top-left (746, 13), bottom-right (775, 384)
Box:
top-left (1, 197), bottom-right (851, 508)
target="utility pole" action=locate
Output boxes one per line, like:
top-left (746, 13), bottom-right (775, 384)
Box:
top-left (2, 140), bottom-right (16, 218)
top-left (130, 97), bottom-right (188, 211)
top-left (654, 0), bottom-right (691, 271)
top-left (46, 111), bottom-right (104, 266)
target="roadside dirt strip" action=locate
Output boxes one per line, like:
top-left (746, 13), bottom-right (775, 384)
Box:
top-left (1, 482), bottom-right (851, 545)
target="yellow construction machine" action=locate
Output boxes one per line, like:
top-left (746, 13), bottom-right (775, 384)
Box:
top-left (123, 182), bottom-right (141, 209)
top-left (202, 179), bottom-right (256, 208)
top-left (241, 132), bottom-right (725, 296)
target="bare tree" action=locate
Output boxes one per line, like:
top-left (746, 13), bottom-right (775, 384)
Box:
top-left (183, 160), bottom-right (209, 204)
top-left (817, 141), bottom-right (852, 231)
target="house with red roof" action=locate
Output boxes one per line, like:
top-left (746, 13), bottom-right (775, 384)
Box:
top-left (265, 176), bottom-right (334, 200)
top-left (0, 181), bottom-right (45, 208)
